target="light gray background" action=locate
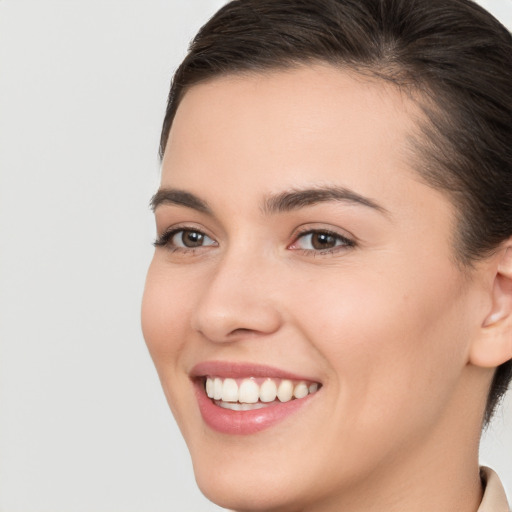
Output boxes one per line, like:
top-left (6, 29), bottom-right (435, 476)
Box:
top-left (0, 1), bottom-right (511, 511)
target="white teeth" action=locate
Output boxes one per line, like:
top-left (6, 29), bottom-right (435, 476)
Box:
top-left (238, 379), bottom-right (259, 403)
top-left (218, 401), bottom-right (267, 411)
top-left (206, 378), bottom-right (214, 398)
top-left (277, 379), bottom-right (294, 402)
top-left (204, 376), bottom-right (320, 405)
top-left (222, 378), bottom-right (239, 402)
top-left (259, 378), bottom-right (278, 402)
top-left (213, 377), bottom-right (223, 400)
top-left (293, 382), bottom-right (309, 399)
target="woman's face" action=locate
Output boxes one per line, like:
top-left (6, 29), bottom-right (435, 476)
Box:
top-left (142, 65), bottom-right (486, 511)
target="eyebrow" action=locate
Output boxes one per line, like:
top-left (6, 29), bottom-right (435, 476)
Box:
top-left (150, 186), bottom-right (387, 216)
top-left (262, 186), bottom-right (388, 215)
top-left (150, 188), bottom-right (212, 214)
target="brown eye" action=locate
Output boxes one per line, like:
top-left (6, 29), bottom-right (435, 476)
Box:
top-left (177, 230), bottom-right (206, 248)
top-left (290, 230), bottom-right (354, 252)
top-left (167, 229), bottom-right (216, 249)
top-left (310, 232), bottom-right (337, 250)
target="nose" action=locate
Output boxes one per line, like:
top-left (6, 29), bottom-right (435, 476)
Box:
top-left (191, 251), bottom-right (282, 343)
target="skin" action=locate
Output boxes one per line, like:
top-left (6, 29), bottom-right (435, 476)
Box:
top-left (142, 65), bottom-right (510, 512)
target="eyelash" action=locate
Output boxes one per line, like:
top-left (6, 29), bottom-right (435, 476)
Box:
top-left (153, 226), bottom-right (215, 254)
top-left (290, 228), bottom-right (355, 255)
top-left (154, 227), bottom-right (356, 255)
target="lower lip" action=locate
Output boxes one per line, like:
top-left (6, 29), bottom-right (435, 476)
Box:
top-left (194, 380), bottom-right (315, 435)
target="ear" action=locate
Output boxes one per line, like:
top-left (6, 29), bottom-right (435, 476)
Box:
top-left (469, 245), bottom-right (512, 368)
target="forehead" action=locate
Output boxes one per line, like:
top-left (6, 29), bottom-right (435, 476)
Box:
top-left (170, 64), bottom-right (419, 137)
top-left (163, 64), bottom-right (427, 203)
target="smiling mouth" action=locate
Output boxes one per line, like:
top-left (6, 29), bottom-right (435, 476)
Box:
top-left (203, 376), bottom-right (321, 411)
top-left (191, 363), bottom-right (322, 434)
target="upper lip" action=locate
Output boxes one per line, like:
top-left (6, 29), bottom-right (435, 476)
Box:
top-left (190, 361), bottom-right (321, 382)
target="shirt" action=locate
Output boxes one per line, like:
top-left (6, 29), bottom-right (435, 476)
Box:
top-left (478, 467), bottom-right (511, 512)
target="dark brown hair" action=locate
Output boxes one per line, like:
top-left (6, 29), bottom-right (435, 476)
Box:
top-left (160, 0), bottom-right (512, 424)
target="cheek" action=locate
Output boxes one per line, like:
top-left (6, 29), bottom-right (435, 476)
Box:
top-left (287, 262), bottom-right (471, 435)
top-left (141, 259), bottom-right (192, 373)
top-left (141, 259), bottom-right (204, 436)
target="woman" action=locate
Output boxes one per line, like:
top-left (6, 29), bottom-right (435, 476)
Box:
top-left (142, 0), bottom-right (512, 510)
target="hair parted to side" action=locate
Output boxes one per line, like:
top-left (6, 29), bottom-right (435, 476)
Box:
top-left (159, 0), bottom-right (512, 424)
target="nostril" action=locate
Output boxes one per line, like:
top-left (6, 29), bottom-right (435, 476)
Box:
top-left (194, 314), bottom-right (281, 344)
top-left (230, 327), bottom-right (257, 336)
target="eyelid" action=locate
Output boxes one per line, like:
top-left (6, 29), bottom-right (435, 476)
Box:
top-left (154, 222), bottom-right (356, 255)
top-left (154, 224), bottom-right (217, 249)
top-left (290, 223), bottom-right (357, 242)
top-left (288, 226), bottom-right (356, 253)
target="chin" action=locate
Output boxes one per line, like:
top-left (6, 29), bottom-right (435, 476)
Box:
top-left (184, 428), bottom-right (344, 512)
top-left (193, 463), bottom-right (311, 512)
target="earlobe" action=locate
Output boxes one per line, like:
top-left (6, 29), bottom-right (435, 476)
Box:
top-left (469, 246), bottom-right (512, 368)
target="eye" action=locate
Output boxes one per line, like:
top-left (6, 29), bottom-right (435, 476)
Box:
top-left (154, 228), bottom-right (217, 250)
top-left (289, 229), bottom-right (354, 252)
top-left (172, 229), bottom-right (215, 248)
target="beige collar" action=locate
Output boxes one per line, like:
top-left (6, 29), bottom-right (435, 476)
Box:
top-left (478, 467), bottom-right (510, 512)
